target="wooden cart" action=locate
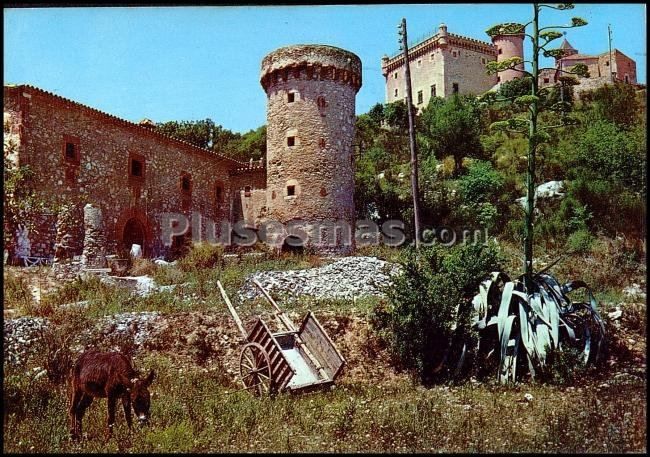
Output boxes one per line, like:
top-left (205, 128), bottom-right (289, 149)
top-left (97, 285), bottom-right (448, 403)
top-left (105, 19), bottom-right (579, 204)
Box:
top-left (217, 279), bottom-right (346, 396)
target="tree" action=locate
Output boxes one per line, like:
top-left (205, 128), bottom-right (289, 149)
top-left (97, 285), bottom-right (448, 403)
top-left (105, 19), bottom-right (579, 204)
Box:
top-left (420, 94), bottom-right (485, 175)
top-left (3, 138), bottom-right (53, 261)
top-left (483, 3), bottom-right (589, 287)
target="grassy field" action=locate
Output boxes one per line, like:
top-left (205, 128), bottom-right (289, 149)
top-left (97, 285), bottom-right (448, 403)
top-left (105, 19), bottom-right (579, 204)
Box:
top-left (3, 244), bottom-right (647, 453)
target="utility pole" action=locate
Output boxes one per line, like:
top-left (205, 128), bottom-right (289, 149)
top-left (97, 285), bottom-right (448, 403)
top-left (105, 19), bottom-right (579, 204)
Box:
top-left (398, 18), bottom-right (422, 249)
top-left (608, 24), bottom-right (613, 82)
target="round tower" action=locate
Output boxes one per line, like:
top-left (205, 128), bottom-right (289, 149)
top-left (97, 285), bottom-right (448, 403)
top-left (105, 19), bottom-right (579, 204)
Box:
top-left (260, 44), bottom-right (362, 254)
top-left (491, 25), bottom-right (525, 83)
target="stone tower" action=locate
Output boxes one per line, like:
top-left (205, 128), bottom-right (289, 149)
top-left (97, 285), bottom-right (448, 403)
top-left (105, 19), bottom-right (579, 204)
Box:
top-left (491, 25), bottom-right (525, 83)
top-left (260, 44), bottom-right (362, 254)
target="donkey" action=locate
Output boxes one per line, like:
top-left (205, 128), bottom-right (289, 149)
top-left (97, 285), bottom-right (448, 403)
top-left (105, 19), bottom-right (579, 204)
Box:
top-left (69, 350), bottom-right (155, 441)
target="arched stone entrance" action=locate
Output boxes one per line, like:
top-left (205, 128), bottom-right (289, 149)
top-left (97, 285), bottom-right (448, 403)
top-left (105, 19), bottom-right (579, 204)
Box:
top-left (281, 235), bottom-right (305, 254)
top-left (115, 209), bottom-right (152, 257)
top-left (123, 218), bottom-right (145, 253)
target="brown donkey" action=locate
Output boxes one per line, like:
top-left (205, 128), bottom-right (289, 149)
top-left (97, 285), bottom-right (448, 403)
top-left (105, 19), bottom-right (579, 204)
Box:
top-left (69, 350), bottom-right (155, 440)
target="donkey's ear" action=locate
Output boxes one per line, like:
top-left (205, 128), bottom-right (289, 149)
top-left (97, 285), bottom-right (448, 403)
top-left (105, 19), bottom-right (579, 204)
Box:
top-left (144, 369), bottom-right (155, 387)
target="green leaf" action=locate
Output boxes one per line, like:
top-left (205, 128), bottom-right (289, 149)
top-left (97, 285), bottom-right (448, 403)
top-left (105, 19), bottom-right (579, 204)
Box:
top-left (486, 57), bottom-right (523, 75)
top-left (543, 48), bottom-right (568, 59)
top-left (514, 95), bottom-right (540, 105)
top-left (486, 22), bottom-right (526, 37)
top-left (569, 63), bottom-right (590, 77)
top-left (571, 17), bottom-right (588, 27)
top-left (540, 31), bottom-right (563, 42)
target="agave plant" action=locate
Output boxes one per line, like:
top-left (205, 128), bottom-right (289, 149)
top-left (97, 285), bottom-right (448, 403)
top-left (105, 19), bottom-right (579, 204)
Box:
top-left (467, 271), bottom-right (606, 384)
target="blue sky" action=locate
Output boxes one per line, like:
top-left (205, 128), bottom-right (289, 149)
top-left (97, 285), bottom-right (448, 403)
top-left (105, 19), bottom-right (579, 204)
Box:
top-left (4, 4), bottom-right (646, 133)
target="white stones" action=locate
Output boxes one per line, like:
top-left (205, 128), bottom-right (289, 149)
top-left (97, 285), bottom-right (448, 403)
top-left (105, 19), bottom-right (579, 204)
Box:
top-left (238, 256), bottom-right (401, 301)
top-left (622, 283), bottom-right (646, 299)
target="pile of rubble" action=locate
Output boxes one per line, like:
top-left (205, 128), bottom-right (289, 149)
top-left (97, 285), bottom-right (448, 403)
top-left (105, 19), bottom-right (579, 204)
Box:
top-left (3, 312), bottom-right (162, 367)
top-left (97, 311), bottom-right (163, 347)
top-left (3, 316), bottom-right (49, 366)
top-left (238, 256), bottom-right (401, 301)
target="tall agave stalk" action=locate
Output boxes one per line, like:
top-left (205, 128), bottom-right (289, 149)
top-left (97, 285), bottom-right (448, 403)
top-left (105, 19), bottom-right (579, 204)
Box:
top-left (442, 3), bottom-right (606, 384)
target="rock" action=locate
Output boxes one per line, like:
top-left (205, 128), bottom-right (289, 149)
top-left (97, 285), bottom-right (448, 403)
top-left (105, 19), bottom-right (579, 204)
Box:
top-left (130, 244), bottom-right (143, 259)
top-left (523, 393), bottom-right (534, 402)
top-left (622, 283), bottom-right (646, 299)
top-left (607, 307), bottom-right (623, 320)
top-left (516, 180), bottom-right (565, 207)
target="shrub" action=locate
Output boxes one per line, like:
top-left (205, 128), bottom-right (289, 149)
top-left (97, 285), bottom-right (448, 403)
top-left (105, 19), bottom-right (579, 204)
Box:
top-left (4, 269), bottom-right (34, 312)
top-left (567, 229), bottom-right (594, 254)
top-left (458, 160), bottom-right (504, 205)
top-left (372, 241), bottom-right (502, 384)
top-left (130, 258), bottom-right (157, 277)
top-left (177, 242), bottom-right (224, 272)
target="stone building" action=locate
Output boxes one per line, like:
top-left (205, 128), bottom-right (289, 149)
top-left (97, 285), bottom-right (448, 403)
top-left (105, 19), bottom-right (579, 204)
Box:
top-left (3, 43), bottom-right (361, 260)
top-left (381, 23), bottom-right (524, 107)
top-left (538, 37), bottom-right (638, 95)
top-left (259, 45), bottom-right (362, 254)
top-left (3, 84), bottom-right (265, 261)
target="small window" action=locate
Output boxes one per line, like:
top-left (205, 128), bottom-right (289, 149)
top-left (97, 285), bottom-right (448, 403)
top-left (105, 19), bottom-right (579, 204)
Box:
top-left (216, 185), bottom-right (224, 203)
top-left (62, 135), bottom-right (80, 164)
top-left (287, 185), bottom-right (296, 196)
top-left (430, 53), bottom-right (435, 61)
top-left (394, 88), bottom-right (398, 97)
top-left (65, 143), bottom-right (76, 160)
top-left (625, 74), bottom-right (629, 83)
top-left (430, 84), bottom-right (436, 97)
top-left (605, 61), bottom-right (610, 66)
top-left (452, 51), bottom-right (457, 58)
top-left (481, 57), bottom-right (486, 64)
top-left (244, 186), bottom-right (251, 197)
top-left (417, 90), bottom-right (423, 105)
top-left (287, 92), bottom-right (295, 103)
top-left (181, 174), bottom-right (191, 193)
top-left (498, 48), bottom-right (503, 55)
top-left (452, 83), bottom-right (459, 94)
top-left (543, 77), bottom-right (550, 84)
top-left (417, 59), bottom-right (422, 68)
top-left (287, 136), bottom-right (296, 147)
top-left (497, 76), bottom-right (501, 83)
top-left (394, 72), bottom-right (398, 79)
top-left (131, 159), bottom-right (143, 177)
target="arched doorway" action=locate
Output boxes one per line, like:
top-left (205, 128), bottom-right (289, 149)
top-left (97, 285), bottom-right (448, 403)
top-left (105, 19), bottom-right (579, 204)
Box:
top-left (123, 218), bottom-right (145, 253)
top-left (281, 235), bottom-right (305, 254)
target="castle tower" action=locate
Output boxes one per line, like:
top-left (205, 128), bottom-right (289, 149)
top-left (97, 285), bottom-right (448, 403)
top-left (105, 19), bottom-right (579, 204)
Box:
top-left (260, 45), bottom-right (362, 254)
top-left (491, 25), bottom-right (525, 83)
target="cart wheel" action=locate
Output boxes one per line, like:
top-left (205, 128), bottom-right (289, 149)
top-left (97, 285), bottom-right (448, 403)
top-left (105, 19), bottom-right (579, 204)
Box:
top-left (240, 342), bottom-right (273, 396)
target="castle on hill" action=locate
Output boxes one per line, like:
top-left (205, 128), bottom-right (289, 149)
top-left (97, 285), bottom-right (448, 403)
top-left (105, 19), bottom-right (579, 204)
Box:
top-left (381, 24), bottom-right (638, 105)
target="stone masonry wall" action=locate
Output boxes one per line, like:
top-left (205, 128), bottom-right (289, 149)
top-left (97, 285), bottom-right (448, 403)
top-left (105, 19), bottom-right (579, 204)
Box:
top-left (4, 85), bottom-right (250, 259)
top-left (261, 45), bottom-right (360, 253)
top-left (382, 28), bottom-right (497, 104)
top-left (442, 44), bottom-right (498, 97)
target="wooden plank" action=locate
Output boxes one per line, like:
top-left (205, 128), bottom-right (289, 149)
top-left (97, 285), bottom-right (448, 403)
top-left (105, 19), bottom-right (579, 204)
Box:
top-left (298, 311), bottom-right (346, 380)
top-left (217, 280), bottom-right (247, 339)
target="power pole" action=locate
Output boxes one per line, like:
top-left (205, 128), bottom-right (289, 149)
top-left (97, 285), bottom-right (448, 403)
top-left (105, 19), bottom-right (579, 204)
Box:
top-left (398, 18), bottom-right (422, 249)
top-left (608, 24), bottom-right (613, 82)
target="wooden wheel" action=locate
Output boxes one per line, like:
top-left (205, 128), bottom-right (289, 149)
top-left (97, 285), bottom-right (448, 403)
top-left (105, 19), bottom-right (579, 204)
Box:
top-left (240, 342), bottom-right (273, 396)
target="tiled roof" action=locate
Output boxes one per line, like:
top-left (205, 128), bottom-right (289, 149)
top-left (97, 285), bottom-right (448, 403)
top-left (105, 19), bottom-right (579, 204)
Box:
top-left (5, 84), bottom-right (248, 167)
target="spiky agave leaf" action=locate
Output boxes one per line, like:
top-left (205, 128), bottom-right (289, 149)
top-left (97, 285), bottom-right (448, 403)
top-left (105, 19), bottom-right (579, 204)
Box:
top-left (460, 271), bottom-right (606, 384)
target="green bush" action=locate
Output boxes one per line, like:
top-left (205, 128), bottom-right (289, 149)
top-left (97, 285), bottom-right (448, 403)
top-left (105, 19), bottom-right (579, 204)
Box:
top-left (177, 242), bottom-right (224, 272)
top-left (372, 242), bottom-right (503, 384)
top-left (458, 160), bottom-right (504, 205)
top-left (3, 269), bottom-right (34, 312)
top-left (567, 229), bottom-right (594, 254)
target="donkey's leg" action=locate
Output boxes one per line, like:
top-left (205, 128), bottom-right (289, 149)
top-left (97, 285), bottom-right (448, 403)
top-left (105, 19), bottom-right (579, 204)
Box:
top-left (69, 388), bottom-right (82, 441)
top-left (105, 395), bottom-right (117, 440)
top-left (121, 395), bottom-right (133, 430)
top-left (75, 394), bottom-right (93, 440)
